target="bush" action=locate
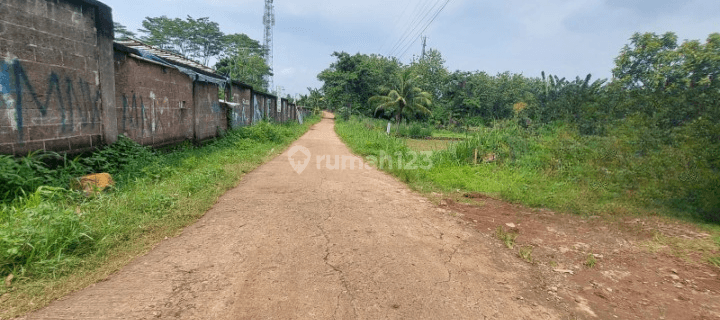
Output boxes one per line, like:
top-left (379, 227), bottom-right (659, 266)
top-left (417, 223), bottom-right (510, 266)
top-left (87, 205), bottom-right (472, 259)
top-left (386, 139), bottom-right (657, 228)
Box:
top-left (396, 122), bottom-right (433, 138)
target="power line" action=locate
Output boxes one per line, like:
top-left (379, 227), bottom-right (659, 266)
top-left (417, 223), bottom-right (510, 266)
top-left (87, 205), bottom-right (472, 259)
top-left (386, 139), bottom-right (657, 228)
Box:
top-left (386, 0), bottom-right (439, 57)
top-left (377, 2), bottom-right (416, 53)
top-left (386, 0), bottom-right (438, 57)
top-left (397, 0), bottom-right (451, 60)
top-left (388, 0), bottom-right (445, 58)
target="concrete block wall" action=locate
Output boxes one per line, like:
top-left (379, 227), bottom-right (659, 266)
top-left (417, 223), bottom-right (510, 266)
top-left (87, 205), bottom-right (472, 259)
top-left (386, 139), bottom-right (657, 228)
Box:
top-left (1, 0), bottom-right (304, 155)
top-left (280, 98), bottom-right (288, 123)
top-left (0, 0), bottom-right (116, 155)
top-left (114, 52), bottom-right (194, 147)
top-left (228, 82), bottom-right (252, 128)
top-left (193, 81), bottom-right (224, 142)
top-left (252, 91), bottom-right (265, 123)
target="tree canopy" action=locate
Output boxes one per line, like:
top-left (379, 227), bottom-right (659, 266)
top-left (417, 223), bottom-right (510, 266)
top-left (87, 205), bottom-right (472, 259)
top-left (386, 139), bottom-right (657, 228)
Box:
top-left (369, 68), bottom-right (432, 123)
top-left (113, 22), bottom-right (136, 40)
top-left (214, 33), bottom-right (272, 90)
top-left (138, 16), bottom-right (225, 66)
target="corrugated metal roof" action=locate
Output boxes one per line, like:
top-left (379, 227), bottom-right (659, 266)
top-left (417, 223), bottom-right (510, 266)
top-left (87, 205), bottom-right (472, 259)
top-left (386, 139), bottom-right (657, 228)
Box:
top-left (115, 38), bottom-right (217, 74)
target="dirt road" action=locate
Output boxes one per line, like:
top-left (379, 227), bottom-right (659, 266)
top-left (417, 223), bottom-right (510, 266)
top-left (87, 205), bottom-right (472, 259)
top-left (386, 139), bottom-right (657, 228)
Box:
top-left (26, 114), bottom-right (559, 319)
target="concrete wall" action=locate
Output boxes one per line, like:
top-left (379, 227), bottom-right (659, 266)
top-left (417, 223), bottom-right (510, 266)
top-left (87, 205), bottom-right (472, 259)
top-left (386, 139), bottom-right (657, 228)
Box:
top-left (0, 0), bottom-right (304, 155)
top-left (193, 81), bottom-right (224, 142)
top-left (114, 52), bottom-right (193, 147)
top-left (228, 82), bottom-right (252, 128)
top-left (0, 0), bottom-right (116, 155)
top-left (251, 92), bottom-right (261, 124)
top-left (280, 99), bottom-right (288, 123)
top-left (267, 95), bottom-right (278, 122)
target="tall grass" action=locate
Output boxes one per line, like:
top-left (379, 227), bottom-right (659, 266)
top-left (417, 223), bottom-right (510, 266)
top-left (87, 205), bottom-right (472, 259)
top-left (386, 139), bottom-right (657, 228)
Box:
top-left (336, 116), bottom-right (720, 222)
top-left (0, 117), bottom-right (319, 317)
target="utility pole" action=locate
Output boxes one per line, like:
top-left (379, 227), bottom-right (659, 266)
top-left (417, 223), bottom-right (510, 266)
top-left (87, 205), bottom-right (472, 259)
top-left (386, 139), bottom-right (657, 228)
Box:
top-left (421, 36), bottom-right (427, 60)
top-left (263, 0), bottom-right (275, 91)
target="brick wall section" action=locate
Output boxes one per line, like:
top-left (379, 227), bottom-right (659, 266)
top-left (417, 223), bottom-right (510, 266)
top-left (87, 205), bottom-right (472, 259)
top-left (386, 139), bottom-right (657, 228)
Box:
top-left (268, 95), bottom-right (278, 122)
top-left (193, 81), bottom-right (224, 142)
top-left (254, 92), bottom-right (265, 124)
top-left (251, 92), bottom-right (261, 124)
top-left (280, 99), bottom-right (288, 123)
top-left (228, 82), bottom-right (252, 128)
top-left (0, 0), bottom-right (112, 155)
top-left (114, 52), bottom-right (194, 147)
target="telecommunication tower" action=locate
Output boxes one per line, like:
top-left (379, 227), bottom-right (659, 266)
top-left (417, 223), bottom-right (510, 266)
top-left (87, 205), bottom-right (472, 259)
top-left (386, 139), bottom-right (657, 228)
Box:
top-left (263, 0), bottom-right (275, 91)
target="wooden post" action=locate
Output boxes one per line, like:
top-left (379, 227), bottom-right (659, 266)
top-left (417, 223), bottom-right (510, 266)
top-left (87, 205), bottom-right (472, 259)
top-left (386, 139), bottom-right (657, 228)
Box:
top-left (474, 149), bottom-right (478, 165)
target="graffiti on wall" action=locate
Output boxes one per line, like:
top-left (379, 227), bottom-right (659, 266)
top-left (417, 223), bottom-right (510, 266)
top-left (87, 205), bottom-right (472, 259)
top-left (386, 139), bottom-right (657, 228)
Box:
top-left (253, 96), bottom-right (262, 124)
top-left (1, 58), bottom-right (101, 142)
top-left (241, 98), bottom-right (249, 126)
top-left (121, 91), bottom-right (171, 138)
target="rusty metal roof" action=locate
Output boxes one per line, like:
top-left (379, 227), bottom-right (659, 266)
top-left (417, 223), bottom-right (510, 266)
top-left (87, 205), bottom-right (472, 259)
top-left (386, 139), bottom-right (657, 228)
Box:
top-left (114, 38), bottom-right (219, 76)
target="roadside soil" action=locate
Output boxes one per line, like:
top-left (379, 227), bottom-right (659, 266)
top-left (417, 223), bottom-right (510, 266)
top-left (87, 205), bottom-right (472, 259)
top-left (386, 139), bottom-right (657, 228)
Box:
top-left (437, 193), bottom-right (720, 319)
top-left (17, 112), bottom-right (720, 319)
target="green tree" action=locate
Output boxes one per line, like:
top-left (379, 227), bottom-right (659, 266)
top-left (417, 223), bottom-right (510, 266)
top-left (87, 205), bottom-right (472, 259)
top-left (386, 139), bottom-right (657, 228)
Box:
top-left (138, 16), bottom-right (225, 65)
top-left (139, 16), bottom-right (195, 56)
top-left (409, 48), bottom-right (449, 101)
top-left (317, 52), bottom-right (401, 115)
top-left (113, 22), bottom-right (136, 40)
top-left (187, 16), bottom-right (225, 66)
top-left (613, 32), bottom-right (682, 92)
top-left (221, 33), bottom-right (265, 58)
top-left (297, 88), bottom-right (326, 115)
top-left (612, 32), bottom-right (720, 127)
top-left (215, 33), bottom-right (271, 90)
top-left (369, 68), bottom-right (432, 123)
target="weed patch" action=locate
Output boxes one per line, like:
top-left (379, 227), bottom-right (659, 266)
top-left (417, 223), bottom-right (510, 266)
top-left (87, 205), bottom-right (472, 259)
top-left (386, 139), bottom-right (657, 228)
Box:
top-left (585, 254), bottom-right (597, 268)
top-left (518, 245), bottom-right (533, 263)
top-left (494, 226), bottom-right (518, 249)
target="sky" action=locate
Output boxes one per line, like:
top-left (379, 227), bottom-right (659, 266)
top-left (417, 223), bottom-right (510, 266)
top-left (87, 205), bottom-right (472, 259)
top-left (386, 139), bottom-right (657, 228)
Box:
top-left (105, 0), bottom-right (720, 97)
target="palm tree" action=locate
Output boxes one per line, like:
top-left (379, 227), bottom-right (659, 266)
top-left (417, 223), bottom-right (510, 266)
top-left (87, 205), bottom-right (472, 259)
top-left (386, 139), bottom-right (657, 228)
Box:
top-left (369, 68), bottom-right (432, 123)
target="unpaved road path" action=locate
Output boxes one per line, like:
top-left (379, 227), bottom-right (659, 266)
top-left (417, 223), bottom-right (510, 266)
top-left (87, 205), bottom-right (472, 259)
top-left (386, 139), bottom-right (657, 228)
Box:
top-left (26, 114), bottom-right (559, 319)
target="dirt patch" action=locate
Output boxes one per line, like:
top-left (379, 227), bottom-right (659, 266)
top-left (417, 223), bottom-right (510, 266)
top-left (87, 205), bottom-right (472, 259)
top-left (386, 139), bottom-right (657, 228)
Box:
top-left (438, 193), bottom-right (720, 319)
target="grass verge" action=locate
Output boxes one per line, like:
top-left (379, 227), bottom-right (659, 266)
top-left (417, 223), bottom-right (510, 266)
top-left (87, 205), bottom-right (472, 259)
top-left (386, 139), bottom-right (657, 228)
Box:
top-left (335, 116), bottom-right (720, 265)
top-left (0, 117), bottom-right (319, 317)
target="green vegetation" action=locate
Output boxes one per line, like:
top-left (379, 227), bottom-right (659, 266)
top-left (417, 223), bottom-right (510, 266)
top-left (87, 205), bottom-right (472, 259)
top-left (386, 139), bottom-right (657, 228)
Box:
top-left (120, 15), bottom-right (272, 90)
top-left (518, 246), bottom-right (533, 263)
top-left (585, 254), bottom-right (597, 268)
top-left (0, 118), bottom-right (318, 316)
top-left (368, 68), bottom-right (432, 123)
top-left (215, 33), bottom-right (272, 91)
top-left (325, 31), bottom-right (720, 223)
top-left (337, 116), bottom-right (719, 221)
top-left (494, 226), bottom-right (518, 249)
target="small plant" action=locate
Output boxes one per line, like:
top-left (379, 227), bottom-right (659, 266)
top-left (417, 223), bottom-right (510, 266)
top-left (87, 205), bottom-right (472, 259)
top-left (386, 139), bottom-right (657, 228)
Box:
top-left (518, 245), bottom-right (533, 263)
top-left (709, 256), bottom-right (720, 269)
top-left (585, 254), bottom-right (597, 268)
top-left (495, 226), bottom-right (518, 249)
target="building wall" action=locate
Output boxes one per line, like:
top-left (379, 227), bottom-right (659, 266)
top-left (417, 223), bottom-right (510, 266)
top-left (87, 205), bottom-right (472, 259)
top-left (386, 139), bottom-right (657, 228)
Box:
top-left (250, 92), bottom-right (261, 124)
top-left (254, 92), bottom-right (264, 124)
top-left (193, 81), bottom-right (224, 141)
top-left (281, 99), bottom-right (288, 123)
top-left (265, 96), bottom-right (280, 122)
top-left (228, 83), bottom-right (252, 128)
top-left (0, 0), bottom-right (302, 156)
top-left (0, 0), bottom-right (114, 155)
top-left (114, 53), bottom-right (194, 147)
